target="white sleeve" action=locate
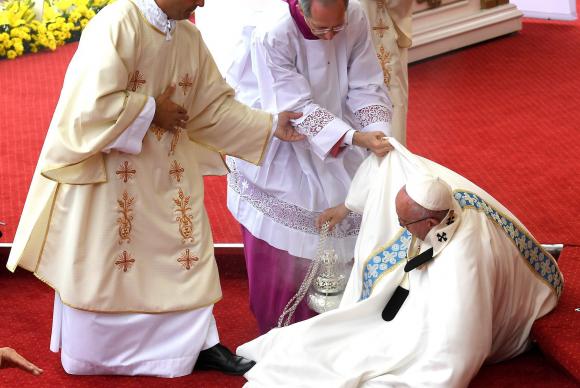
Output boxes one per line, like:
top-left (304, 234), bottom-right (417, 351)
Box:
top-left (250, 33), bottom-right (351, 160)
top-left (346, 6), bottom-right (393, 136)
top-left (102, 96), bottom-right (155, 154)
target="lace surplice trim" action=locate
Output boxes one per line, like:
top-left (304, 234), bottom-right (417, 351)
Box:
top-left (227, 159), bottom-right (361, 238)
top-left (353, 104), bottom-right (392, 129)
top-left (296, 108), bottom-right (335, 138)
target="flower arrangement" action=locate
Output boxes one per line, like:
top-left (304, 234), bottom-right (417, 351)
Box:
top-left (0, 0), bottom-right (113, 60)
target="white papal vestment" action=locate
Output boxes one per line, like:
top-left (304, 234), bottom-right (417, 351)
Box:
top-left (237, 139), bottom-right (563, 387)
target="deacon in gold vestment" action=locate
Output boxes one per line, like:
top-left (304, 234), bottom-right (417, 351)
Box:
top-left (6, 0), bottom-right (303, 378)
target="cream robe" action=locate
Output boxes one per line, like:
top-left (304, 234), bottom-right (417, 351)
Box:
top-left (7, 0), bottom-right (273, 313)
top-left (237, 140), bottom-right (563, 388)
top-left (360, 0), bottom-right (413, 145)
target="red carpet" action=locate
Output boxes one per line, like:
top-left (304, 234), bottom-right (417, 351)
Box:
top-left (532, 247), bottom-right (580, 382)
top-left (2, 15), bottom-right (580, 245)
top-left (1, 255), bottom-right (578, 388)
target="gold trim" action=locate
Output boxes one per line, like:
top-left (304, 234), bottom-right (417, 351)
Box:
top-left (32, 184), bottom-right (61, 273)
top-left (256, 114), bottom-right (275, 165)
top-left (453, 189), bottom-right (561, 298)
top-left (33, 271), bottom-right (223, 314)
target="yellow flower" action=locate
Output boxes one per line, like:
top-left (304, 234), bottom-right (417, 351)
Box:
top-left (7, 49), bottom-right (17, 59)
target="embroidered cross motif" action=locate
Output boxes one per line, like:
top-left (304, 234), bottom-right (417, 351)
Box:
top-left (446, 216), bottom-right (455, 226)
top-left (169, 160), bottom-right (185, 183)
top-left (116, 161), bottom-right (136, 183)
top-left (128, 70), bottom-right (146, 92)
top-left (179, 73), bottom-right (193, 96)
top-left (115, 250), bottom-right (135, 272)
top-left (376, 46), bottom-right (392, 86)
top-left (437, 232), bottom-right (448, 242)
top-left (372, 18), bottom-right (389, 39)
top-left (178, 248), bottom-right (199, 270)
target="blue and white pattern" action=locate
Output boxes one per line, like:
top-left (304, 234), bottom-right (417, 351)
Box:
top-left (454, 191), bottom-right (563, 298)
top-left (360, 229), bottom-right (412, 300)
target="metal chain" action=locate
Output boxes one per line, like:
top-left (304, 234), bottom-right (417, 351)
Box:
top-left (277, 221), bottom-right (330, 327)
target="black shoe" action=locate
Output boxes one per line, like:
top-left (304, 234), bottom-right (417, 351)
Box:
top-left (194, 343), bottom-right (256, 375)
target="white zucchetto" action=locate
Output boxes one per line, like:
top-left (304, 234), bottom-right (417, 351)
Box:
top-left (405, 174), bottom-right (452, 211)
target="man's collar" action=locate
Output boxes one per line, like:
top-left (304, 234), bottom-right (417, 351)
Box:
top-left (134, 0), bottom-right (176, 40)
top-left (285, 0), bottom-right (319, 40)
top-left (420, 201), bottom-right (462, 258)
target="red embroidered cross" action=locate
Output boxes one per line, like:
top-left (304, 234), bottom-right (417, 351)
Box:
top-left (128, 70), bottom-right (146, 92)
top-left (116, 161), bottom-right (136, 183)
top-left (178, 248), bottom-right (198, 270)
top-left (115, 251), bottom-right (135, 272)
top-left (179, 73), bottom-right (193, 95)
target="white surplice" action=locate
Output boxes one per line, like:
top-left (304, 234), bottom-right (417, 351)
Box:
top-left (237, 139), bottom-right (563, 387)
top-left (227, 1), bottom-right (393, 260)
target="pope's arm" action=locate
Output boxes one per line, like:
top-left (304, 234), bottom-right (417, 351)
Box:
top-left (185, 29), bottom-right (279, 166)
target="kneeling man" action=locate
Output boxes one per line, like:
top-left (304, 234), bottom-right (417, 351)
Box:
top-left (236, 139), bottom-right (563, 387)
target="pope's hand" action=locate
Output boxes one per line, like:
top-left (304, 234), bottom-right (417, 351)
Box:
top-left (0, 347), bottom-right (43, 376)
top-left (274, 111), bottom-right (306, 142)
top-left (153, 85), bottom-right (189, 131)
top-left (316, 203), bottom-right (350, 231)
top-left (353, 131), bottom-right (393, 157)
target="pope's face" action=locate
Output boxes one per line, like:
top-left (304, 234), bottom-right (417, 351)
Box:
top-left (395, 188), bottom-right (433, 241)
top-left (158, 0), bottom-right (204, 21)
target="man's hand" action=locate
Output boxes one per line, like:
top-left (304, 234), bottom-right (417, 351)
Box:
top-left (353, 131), bottom-right (393, 157)
top-left (0, 347), bottom-right (43, 376)
top-left (316, 203), bottom-right (350, 231)
top-left (274, 111), bottom-right (306, 142)
top-left (153, 85), bottom-right (189, 131)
